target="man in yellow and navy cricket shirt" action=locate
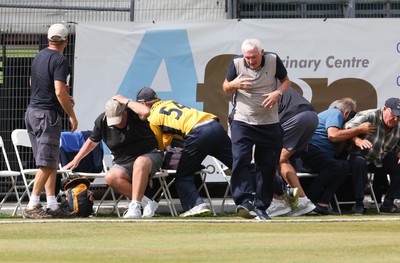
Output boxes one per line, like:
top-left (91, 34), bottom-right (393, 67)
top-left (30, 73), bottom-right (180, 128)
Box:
top-left (136, 87), bottom-right (232, 217)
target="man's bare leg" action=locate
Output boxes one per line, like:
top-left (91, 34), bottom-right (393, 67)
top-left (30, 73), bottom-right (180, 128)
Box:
top-left (279, 148), bottom-right (306, 197)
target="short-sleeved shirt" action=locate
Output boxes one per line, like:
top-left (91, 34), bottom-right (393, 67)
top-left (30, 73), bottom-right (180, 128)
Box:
top-left (148, 100), bottom-right (217, 150)
top-left (278, 87), bottom-right (316, 124)
top-left (29, 48), bottom-right (69, 115)
top-left (89, 108), bottom-right (158, 164)
top-left (226, 52), bottom-right (288, 125)
top-left (309, 108), bottom-right (344, 156)
top-left (344, 108), bottom-right (400, 166)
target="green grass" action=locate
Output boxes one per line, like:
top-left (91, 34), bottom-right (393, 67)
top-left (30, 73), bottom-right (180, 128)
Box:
top-left (0, 216), bottom-right (399, 262)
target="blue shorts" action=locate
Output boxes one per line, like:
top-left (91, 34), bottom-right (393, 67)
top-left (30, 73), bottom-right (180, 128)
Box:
top-left (25, 107), bottom-right (62, 169)
top-left (113, 149), bottom-right (164, 178)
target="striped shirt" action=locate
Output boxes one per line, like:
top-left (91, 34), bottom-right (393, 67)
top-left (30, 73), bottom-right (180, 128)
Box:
top-left (344, 108), bottom-right (400, 167)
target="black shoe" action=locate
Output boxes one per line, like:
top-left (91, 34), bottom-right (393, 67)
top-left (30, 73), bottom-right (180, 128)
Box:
top-left (379, 204), bottom-right (400, 214)
top-left (236, 201), bottom-right (257, 219)
top-left (351, 205), bottom-right (365, 215)
top-left (313, 204), bottom-right (341, 216)
top-left (253, 207), bottom-right (271, 221)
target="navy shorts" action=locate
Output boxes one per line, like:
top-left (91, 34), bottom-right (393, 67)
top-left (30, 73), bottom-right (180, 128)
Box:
top-left (25, 107), bottom-right (62, 169)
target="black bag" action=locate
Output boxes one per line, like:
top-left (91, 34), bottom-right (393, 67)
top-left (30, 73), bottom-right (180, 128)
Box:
top-left (60, 176), bottom-right (94, 217)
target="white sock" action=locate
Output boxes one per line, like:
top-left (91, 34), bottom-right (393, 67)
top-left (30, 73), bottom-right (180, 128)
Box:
top-left (298, 197), bottom-right (309, 204)
top-left (46, 195), bottom-right (58, 210)
top-left (129, 200), bottom-right (141, 208)
top-left (141, 195), bottom-right (151, 207)
top-left (27, 195), bottom-right (40, 209)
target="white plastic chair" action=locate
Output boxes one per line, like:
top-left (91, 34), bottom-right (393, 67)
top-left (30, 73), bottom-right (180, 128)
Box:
top-left (162, 168), bottom-right (216, 216)
top-left (0, 135), bottom-right (23, 216)
top-left (11, 129), bottom-right (70, 218)
top-left (151, 170), bottom-right (177, 216)
top-left (11, 129), bottom-right (41, 207)
top-left (207, 157), bottom-right (231, 214)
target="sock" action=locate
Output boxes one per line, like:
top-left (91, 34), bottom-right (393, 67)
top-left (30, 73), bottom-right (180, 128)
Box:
top-left (27, 195), bottom-right (40, 209)
top-left (46, 195), bottom-right (58, 211)
top-left (141, 195), bottom-right (151, 207)
top-left (298, 197), bottom-right (308, 204)
top-left (129, 200), bottom-right (141, 208)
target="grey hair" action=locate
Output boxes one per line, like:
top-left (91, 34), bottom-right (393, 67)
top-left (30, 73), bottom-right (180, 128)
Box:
top-left (335, 97), bottom-right (357, 112)
top-left (241, 38), bottom-right (263, 53)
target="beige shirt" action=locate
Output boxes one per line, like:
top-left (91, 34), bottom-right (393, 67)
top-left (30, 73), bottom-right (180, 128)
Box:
top-left (232, 53), bottom-right (280, 125)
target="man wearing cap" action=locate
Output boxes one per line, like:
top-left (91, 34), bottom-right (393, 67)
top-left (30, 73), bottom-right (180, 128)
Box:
top-left (136, 87), bottom-right (233, 217)
top-left (345, 97), bottom-right (400, 214)
top-left (63, 94), bottom-right (164, 218)
top-left (24, 23), bottom-right (78, 218)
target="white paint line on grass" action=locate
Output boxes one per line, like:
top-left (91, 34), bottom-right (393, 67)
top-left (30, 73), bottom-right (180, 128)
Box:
top-left (1, 217), bottom-right (400, 224)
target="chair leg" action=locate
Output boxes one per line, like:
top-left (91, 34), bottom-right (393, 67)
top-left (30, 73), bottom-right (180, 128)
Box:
top-left (110, 188), bottom-right (121, 217)
top-left (12, 179), bottom-right (23, 217)
top-left (197, 171), bottom-right (216, 216)
top-left (332, 194), bottom-right (342, 214)
top-left (158, 176), bottom-right (177, 216)
top-left (94, 186), bottom-right (112, 216)
top-left (221, 183), bottom-right (231, 214)
top-left (114, 194), bottom-right (127, 217)
top-left (368, 173), bottom-right (380, 213)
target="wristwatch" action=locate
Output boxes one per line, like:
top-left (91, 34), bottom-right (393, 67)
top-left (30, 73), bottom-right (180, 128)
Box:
top-left (125, 99), bottom-right (131, 109)
top-left (277, 89), bottom-right (283, 96)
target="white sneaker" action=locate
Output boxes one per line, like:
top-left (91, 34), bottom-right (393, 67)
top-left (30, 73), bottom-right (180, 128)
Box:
top-left (142, 200), bottom-right (159, 218)
top-left (286, 197), bottom-right (316, 216)
top-left (123, 202), bottom-right (142, 218)
top-left (266, 199), bottom-right (292, 217)
top-left (179, 203), bottom-right (212, 217)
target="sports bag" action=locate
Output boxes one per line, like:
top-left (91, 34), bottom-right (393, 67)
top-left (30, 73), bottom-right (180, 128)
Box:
top-left (60, 176), bottom-right (94, 217)
top-left (162, 146), bottom-right (183, 170)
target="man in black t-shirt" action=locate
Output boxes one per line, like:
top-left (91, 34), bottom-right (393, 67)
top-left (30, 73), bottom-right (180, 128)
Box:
top-left (24, 23), bottom-right (78, 219)
top-left (63, 94), bottom-right (164, 218)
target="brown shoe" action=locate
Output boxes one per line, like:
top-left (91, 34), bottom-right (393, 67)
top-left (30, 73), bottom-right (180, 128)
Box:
top-left (24, 204), bottom-right (52, 219)
top-left (47, 205), bottom-right (74, 218)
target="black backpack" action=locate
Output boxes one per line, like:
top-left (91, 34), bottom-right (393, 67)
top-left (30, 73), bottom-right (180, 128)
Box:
top-left (60, 176), bottom-right (94, 217)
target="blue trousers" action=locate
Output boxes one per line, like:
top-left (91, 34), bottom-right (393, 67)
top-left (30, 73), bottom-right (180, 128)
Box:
top-left (298, 144), bottom-right (349, 204)
top-left (174, 120), bottom-right (233, 211)
top-left (349, 152), bottom-right (400, 206)
top-left (230, 121), bottom-right (283, 209)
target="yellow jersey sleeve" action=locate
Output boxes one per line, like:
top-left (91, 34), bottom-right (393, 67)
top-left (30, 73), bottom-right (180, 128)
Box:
top-left (149, 100), bottom-right (217, 138)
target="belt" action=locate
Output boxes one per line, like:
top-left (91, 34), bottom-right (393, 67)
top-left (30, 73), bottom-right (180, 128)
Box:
top-left (192, 118), bottom-right (216, 130)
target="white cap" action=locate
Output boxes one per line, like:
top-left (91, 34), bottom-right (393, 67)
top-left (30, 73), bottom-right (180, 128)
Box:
top-left (105, 99), bottom-right (124, 126)
top-left (48, 24), bottom-right (68, 41)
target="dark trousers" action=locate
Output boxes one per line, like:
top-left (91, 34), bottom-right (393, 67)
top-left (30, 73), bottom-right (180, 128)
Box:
top-left (174, 120), bottom-right (233, 211)
top-left (349, 152), bottom-right (400, 206)
top-left (298, 144), bottom-right (350, 204)
top-left (230, 121), bottom-right (283, 209)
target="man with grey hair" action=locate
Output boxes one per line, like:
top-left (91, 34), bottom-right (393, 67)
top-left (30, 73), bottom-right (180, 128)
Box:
top-left (223, 38), bottom-right (290, 220)
top-left (24, 23), bottom-right (78, 218)
top-left (295, 97), bottom-right (376, 215)
top-left (345, 97), bottom-right (400, 214)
